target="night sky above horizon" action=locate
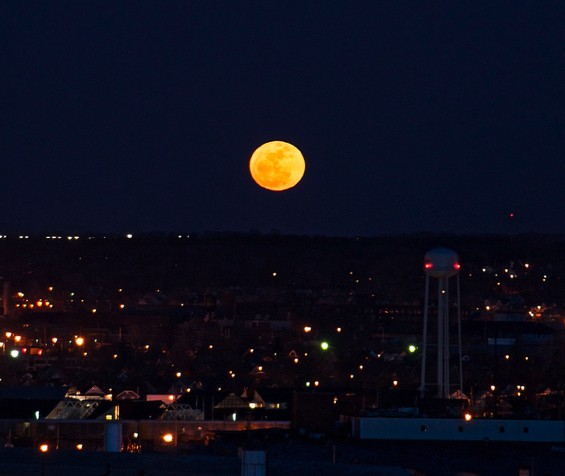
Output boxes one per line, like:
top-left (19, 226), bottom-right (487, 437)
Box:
top-left (2, 1), bottom-right (564, 237)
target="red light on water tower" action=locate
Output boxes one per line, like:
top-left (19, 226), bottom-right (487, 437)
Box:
top-left (454, 263), bottom-right (461, 270)
top-left (424, 248), bottom-right (459, 278)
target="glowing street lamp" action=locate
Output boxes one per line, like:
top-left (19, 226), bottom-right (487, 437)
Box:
top-left (40, 444), bottom-right (49, 476)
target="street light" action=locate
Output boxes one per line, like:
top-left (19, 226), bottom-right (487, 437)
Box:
top-left (39, 444), bottom-right (49, 476)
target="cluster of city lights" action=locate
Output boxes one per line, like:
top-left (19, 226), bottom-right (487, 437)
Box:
top-left (476, 261), bottom-right (554, 288)
top-left (0, 233), bottom-right (195, 240)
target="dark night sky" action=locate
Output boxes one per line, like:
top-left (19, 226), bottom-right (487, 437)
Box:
top-left (1, 1), bottom-right (564, 236)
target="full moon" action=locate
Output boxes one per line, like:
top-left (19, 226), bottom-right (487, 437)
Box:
top-left (249, 141), bottom-right (306, 191)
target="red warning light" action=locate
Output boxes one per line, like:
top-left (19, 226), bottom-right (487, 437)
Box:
top-left (424, 263), bottom-right (433, 269)
top-left (454, 263), bottom-right (461, 270)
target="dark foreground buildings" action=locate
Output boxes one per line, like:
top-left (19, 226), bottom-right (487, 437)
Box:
top-left (1, 233), bottom-right (565, 474)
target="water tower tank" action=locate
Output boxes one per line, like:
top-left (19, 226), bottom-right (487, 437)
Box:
top-left (424, 248), bottom-right (460, 278)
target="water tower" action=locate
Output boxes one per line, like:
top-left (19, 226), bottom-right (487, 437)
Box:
top-left (419, 248), bottom-right (463, 398)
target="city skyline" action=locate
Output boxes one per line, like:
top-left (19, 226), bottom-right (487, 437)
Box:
top-left (2, 1), bottom-right (564, 236)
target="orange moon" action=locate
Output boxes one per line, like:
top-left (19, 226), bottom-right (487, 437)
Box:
top-left (249, 141), bottom-right (306, 191)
